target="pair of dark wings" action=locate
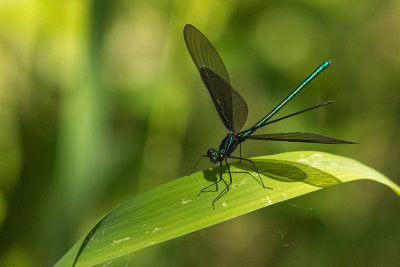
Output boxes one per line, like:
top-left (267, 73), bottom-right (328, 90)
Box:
top-left (184, 24), bottom-right (247, 133)
top-left (183, 24), bottom-right (354, 145)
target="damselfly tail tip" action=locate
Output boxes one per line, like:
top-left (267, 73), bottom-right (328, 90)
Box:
top-left (322, 60), bottom-right (332, 69)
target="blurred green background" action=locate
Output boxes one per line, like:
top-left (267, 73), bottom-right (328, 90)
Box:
top-left (1, 0), bottom-right (400, 266)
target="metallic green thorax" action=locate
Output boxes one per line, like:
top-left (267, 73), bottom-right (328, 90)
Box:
top-left (239, 61), bottom-right (331, 139)
top-left (209, 134), bottom-right (240, 163)
top-left (218, 134), bottom-right (239, 155)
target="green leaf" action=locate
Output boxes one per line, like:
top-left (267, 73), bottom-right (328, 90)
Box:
top-left (55, 151), bottom-right (400, 267)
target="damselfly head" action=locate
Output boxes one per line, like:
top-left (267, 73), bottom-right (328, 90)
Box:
top-left (207, 149), bottom-right (226, 163)
top-left (207, 148), bottom-right (216, 157)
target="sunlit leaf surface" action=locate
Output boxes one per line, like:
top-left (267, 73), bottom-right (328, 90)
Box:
top-left (55, 151), bottom-right (400, 267)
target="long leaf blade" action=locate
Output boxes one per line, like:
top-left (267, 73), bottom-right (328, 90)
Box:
top-left (55, 151), bottom-right (400, 267)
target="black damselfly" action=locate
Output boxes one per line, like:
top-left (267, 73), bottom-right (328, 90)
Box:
top-left (184, 24), bottom-right (354, 209)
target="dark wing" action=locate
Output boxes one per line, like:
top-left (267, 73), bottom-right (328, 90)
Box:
top-left (184, 24), bottom-right (230, 83)
top-left (231, 88), bottom-right (248, 132)
top-left (200, 67), bottom-right (248, 132)
top-left (184, 24), bottom-right (248, 132)
top-left (247, 132), bottom-right (356, 144)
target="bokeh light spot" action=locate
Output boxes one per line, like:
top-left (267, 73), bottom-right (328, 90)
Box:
top-left (254, 6), bottom-right (321, 70)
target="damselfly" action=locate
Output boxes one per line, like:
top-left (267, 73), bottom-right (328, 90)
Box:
top-left (184, 24), bottom-right (354, 209)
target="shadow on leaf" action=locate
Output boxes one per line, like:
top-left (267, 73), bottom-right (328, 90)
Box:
top-left (202, 165), bottom-right (251, 183)
top-left (233, 159), bottom-right (341, 187)
top-left (202, 168), bottom-right (220, 182)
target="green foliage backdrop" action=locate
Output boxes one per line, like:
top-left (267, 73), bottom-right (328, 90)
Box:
top-left (0, 0), bottom-right (399, 266)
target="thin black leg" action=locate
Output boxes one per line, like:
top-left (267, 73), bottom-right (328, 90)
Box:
top-left (225, 158), bottom-right (233, 186)
top-left (230, 156), bottom-right (272, 190)
top-left (187, 155), bottom-right (208, 176)
top-left (198, 162), bottom-right (223, 196)
top-left (198, 181), bottom-right (220, 196)
top-left (211, 160), bottom-right (231, 209)
top-left (239, 143), bottom-right (242, 162)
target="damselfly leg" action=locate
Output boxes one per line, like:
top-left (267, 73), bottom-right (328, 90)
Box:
top-left (230, 156), bottom-right (272, 189)
top-left (210, 159), bottom-right (233, 209)
top-left (198, 162), bottom-right (223, 196)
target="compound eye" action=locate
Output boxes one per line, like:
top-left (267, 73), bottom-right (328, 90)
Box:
top-left (217, 153), bottom-right (226, 161)
top-left (207, 149), bottom-right (214, 157)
